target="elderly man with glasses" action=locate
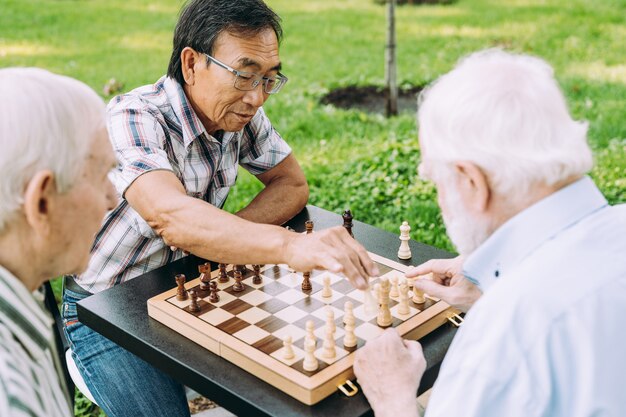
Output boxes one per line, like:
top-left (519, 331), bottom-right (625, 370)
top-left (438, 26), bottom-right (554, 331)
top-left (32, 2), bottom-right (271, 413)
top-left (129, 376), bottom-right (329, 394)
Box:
top-left (61, 1), bottom-right (377, 416)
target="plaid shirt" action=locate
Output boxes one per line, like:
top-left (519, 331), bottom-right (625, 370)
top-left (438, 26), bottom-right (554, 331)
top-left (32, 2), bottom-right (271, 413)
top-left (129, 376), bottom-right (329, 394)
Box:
top-left (0, 266), bottom-right (72, 417)
top-left (75, 76), bottom-right (291, 293)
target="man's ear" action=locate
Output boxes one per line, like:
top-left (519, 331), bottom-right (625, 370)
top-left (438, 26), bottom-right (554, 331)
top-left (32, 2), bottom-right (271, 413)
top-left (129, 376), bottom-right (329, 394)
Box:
top-left (22, 170), bottom-right (56, 236)
top-left (180, 47), bottom-right (200, 86)
top-left (452, 161), bottom-right (491, 213)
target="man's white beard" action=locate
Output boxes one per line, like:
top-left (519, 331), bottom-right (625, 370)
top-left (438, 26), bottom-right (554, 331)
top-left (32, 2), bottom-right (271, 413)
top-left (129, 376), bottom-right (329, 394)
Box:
top-left (441, 184), bottom-right (492, 256)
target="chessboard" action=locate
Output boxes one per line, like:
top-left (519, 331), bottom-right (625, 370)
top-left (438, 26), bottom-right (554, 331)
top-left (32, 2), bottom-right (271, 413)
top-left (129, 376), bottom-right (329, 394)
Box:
top-left (147, 252), bottom-right (457, 405)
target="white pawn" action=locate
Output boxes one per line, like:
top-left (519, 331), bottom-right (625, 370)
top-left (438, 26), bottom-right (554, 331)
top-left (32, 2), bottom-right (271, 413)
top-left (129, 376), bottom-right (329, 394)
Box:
top-left (322, 274), bottom-right (332, 298)
top-left (343, 301), bottom-right (357, 348)
top-left (303, 339), bottom-right (319, 372)
top-left (390, 275), bottom-right (399, 298)
top-left (282, 335), bottom-right (295, 360)
top-left (305, 320), bottom-right (316, 346)
top-left (398, 282), bottom-right (410, 315)
top-left (322, 326), bottom-right (336, 359)
top-left (325, 306), bottom-right (336, 333)
top-left (412, 280), bottom-right (425, 304)
top-left (398, 221), bottom-right (412, 260)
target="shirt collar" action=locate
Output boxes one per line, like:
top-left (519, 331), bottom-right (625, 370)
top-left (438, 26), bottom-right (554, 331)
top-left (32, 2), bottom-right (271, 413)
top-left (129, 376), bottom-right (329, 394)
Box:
top-left (0, 265), bottom-right (54, 360)
top-left (463, 176), bottom-right (608, 292)
top-left (163, 76), bottom-right (208, 148)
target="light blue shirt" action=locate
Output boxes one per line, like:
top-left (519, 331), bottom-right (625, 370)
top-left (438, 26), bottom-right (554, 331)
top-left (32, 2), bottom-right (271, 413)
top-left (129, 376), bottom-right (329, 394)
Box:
top-left (426, 177), bottom-right (626, 417)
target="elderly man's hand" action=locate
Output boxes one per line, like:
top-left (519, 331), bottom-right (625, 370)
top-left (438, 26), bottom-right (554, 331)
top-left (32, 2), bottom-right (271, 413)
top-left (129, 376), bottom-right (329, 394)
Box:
top-left (354, 329), bottom-right (424, 417)
top-left (283, 226), bottom-right (379, 290)
top-left (406, 256), bottom-right (481, 312)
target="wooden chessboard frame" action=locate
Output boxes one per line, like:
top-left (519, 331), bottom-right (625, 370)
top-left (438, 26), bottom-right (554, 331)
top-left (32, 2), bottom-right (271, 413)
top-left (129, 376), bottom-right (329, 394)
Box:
top-left (147, 252), bottom-right (457, 405)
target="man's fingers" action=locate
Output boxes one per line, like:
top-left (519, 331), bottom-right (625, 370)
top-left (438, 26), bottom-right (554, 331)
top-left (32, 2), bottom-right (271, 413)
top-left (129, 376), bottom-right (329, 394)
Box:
top-left (413, 278), bottom-right (453, 301)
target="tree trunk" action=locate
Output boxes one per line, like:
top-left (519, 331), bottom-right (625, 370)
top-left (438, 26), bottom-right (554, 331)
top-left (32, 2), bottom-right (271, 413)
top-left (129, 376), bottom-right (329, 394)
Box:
top-left (385, 0), bottom-right (398, 117)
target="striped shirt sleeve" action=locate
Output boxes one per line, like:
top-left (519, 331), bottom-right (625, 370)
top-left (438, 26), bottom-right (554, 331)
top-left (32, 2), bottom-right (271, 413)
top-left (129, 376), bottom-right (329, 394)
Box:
top-left (238, 107), bottom-right (292, 175)
top-left (106, 96), bottom-right (175, 197)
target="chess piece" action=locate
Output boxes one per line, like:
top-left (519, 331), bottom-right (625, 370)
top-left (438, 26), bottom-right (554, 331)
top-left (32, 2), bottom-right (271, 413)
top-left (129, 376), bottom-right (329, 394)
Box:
top-left (398, 282), bottom-right (410, 315)
top-left (398, 221), bottom-right (412, 259)
top-left (390, 275), bottom-right (399, 298)
top-left (412, 279), bottom-right (425, 304)
top-left (305, 220), bottom-right (314, 234)
top-left (343, 301), bottom-right (357, 348)
top-left (218, 263), bottom-right (228, 283)
top-left (199, 262), bottom-right (211, 291)
top-left (342, 209), bottom-right (354, 238)
top-left (322, 324), bottom-right (336, 359)
top-left (325, 306), bottom-right (336, 333)
top-left (303, 339), bottom-right (319, 372)
top-left (301, 271), bottom-right (312, 291)
top-left (252, 265), bottom-right (262, 285)
top-left (321, 275), bottom-right (332, 298)
top-left (376, 277), bottom-right (392, 327)
top-left (209, 281), bottom-right (220, 303)
top-left (175, 274), bottom-right (188, 301)
top-left (188, 290), bottom-right (200, 313)
top-left (232, 269), bottom-right (245, 292)
top-left (282, 335), bottom-right (295, 360)
top-left (305, 320), bottom-right (316, 346)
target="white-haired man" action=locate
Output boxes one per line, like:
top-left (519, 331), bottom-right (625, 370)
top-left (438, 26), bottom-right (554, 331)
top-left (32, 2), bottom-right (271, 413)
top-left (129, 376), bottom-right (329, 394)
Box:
top-left (354, 50), bottom-right (626, 417)
top-left (0, 68), bottom-right (118, 416)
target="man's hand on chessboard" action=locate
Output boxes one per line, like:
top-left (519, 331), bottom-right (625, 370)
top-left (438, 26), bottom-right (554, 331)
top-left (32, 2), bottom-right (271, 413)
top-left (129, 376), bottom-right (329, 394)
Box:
top-left (407, 256), bottom-right (482, 313)
top-left (284, 226), bottom-right (379, 290)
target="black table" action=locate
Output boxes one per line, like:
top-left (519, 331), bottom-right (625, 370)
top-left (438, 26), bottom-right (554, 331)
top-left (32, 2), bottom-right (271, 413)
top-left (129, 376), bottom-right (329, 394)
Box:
top-left (78, 206), bottom-right (457, 417)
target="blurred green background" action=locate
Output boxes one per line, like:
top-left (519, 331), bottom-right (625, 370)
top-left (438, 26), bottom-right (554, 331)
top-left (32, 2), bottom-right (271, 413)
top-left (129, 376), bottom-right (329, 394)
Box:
top-left (2, 0), bottom-right (625, 415)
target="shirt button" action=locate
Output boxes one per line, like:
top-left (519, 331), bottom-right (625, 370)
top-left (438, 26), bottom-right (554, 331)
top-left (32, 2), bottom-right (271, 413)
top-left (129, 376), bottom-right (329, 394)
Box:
top-left (494, 270), bottom-right (500, 278)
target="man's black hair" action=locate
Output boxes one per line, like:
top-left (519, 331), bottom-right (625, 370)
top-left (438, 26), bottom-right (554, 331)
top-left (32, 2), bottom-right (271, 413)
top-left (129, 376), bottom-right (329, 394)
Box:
top-left (167, 0), bottom-right (283, 86)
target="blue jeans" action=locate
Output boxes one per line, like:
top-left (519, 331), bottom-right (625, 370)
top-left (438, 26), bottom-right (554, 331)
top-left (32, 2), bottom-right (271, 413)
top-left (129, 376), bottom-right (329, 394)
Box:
top-left (62, 288), bottom-right (190, 417)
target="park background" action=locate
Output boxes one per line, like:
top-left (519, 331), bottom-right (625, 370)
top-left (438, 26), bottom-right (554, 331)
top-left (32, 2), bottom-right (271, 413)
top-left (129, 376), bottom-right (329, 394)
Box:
top-left (1, 0), bottom-right (625, 415)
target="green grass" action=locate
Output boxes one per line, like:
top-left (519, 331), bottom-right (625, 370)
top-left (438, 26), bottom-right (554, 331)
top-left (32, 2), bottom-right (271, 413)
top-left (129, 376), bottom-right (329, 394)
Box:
top-left (2, 0), bottom-right (625, 415)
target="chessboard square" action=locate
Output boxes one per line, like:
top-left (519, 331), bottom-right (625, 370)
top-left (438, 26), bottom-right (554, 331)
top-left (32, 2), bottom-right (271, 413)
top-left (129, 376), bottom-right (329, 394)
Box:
top-left (166, 295), bottom-right (190, 309)
top-left (315, 346), bottom-right (349, 365)
top-left (216, 316), bottom-right (251, 334)
top-left (223, 284), bottom-right (255, 297)
top-left (256, 316), bottom-right (290, 333)
top-left (276, 273), bottom-right (303, 288)
top-left (215, 279), bottom-right (233, 291)
top-left (292, 296), bottom-right (325, 313)
top-left (242, 276), bottom-right (267, 289)
top-left (238, 290), bottom-right (273, 306)
top-left (311, 271), bottom-right (344, 286)
top-left (354, 322), bottom-right (384, 341)
top-left (210, 291), bottom-right (237, 308)
top-left (274, 306), bottom-right (308, 323)
top-left (258, 281), bottom-right (290, 297)
top-left (314, 326), bottom-right (345, 341)
top-left (236, 306), bottom-right (271, 324)
top-left (292, 315), bottom-right (325, 330)
top-left (310, 290), bottom-right (345, 304)
top-left (262, 265), bottom-right (292, 280)
top-left (374, 261), bottom-right (394, 276)
top-left (390, 304), bottom-right (419, 320)
top-left (270, 345), bottom-right (304, 367)
top-left (330, 296), bottom-right (354, 311)
top-left (272, 324), bottom-right (307, 342)
top-left (256, 298), bottom-right (290, 314)
top-left (199, 308), bottom-right (234, 326)
top-left (221, 299), bottom-right (253, 315)
top-left (275, 288), bottom-right (307, 304)
top-left (345, 289), bottom-right (365, 303)
top-left (232, 325), bottom-right (270, 345)
top-left (331, 279), bottom-right (355, 294)
top-left (353, 304), bottom-right (378, 322)
top-left (252, 335), bottom-right (284, 355)
top-left (311, 305), bottom-right (344, 321)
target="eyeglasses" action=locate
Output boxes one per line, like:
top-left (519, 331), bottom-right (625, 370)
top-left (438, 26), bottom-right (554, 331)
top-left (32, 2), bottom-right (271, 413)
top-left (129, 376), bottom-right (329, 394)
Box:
top-left (204, 53), bottom-right (288, 94)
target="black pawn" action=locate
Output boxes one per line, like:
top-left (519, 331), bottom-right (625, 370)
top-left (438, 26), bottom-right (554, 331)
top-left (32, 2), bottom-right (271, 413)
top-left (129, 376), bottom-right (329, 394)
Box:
top-left (232, 269), bottom-right (245, 292)
top-left (188, 290), bottom-right (200, 313)
top-left (175, 274), bottom-right (188, 301)
top-left (209, 281), bottom-right (220, 303)
top-left (218, 263), bottom-right (229, 283)
top-left (252, 265), bottom-right (262, 285)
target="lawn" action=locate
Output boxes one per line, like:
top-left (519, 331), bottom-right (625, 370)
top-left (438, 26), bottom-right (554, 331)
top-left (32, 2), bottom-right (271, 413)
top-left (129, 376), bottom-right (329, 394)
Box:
top-left (1, 0), bottom-right (625, 415)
